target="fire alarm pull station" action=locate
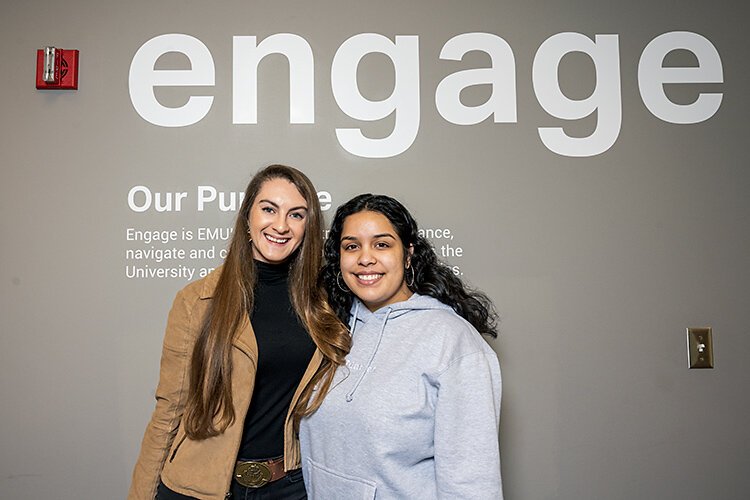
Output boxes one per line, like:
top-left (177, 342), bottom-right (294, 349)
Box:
top-left (36, 47), bottom-right (79, 90)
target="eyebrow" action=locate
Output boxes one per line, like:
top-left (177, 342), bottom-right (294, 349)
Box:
top-left (340, 233), bottom-right (395, 242)
top-left (258, 199), bottom-right (308, 211)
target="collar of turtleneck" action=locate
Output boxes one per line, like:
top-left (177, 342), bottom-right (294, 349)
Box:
top-left (254, 259), bottom-right (291, 285)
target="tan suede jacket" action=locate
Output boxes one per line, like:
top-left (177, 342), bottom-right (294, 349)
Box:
top-left (128, 268), bottom-right (323, 500)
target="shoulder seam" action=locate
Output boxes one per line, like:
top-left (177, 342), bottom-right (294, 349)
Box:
top-left (435, 349), bottom-right (487, 378)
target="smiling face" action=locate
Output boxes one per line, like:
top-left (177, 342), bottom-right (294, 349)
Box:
top-left (247, 177), bottom-right (308, 264)
top-left (339, 210), bottom-right (413, 312)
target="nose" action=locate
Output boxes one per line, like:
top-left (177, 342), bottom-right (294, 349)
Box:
top-left (357, 247), bottom-right (376, 266)
top-left (273, 214), bottom-right (290, 233)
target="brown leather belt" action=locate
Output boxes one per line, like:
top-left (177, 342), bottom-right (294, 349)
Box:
top-left (234, 456), bottom-right (288, 488)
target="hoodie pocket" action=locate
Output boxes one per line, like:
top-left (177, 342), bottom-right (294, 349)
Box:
top-left (306, 458), bottom-right (376, 500)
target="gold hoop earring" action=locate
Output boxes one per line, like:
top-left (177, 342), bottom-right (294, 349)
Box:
top-left (246, 227), bottom-right (252, 243)
top-left (336, 271), bottom-right (349, 292)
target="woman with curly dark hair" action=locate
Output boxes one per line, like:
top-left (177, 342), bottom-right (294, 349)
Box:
top-left (129, 165), bottom-right (350, 500)
top-left (300, 194), bottom-right (503, 499)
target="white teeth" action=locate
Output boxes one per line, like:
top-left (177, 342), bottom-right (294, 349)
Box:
top-left (357, 274), bottom-right (382, 281)
top-left (265, 235), bottom-right (289, 244)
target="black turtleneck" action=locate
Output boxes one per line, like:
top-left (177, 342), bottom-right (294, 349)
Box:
top-left (238, 260), bottom-right (316, 460)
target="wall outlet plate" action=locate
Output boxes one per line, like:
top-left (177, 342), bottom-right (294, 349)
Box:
top-left (687, 327), bottom-right (714, 369)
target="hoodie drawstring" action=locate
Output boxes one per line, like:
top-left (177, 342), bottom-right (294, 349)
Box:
top-left (348, 301), bottom-right (360, 336)
top-left (346, 306), bottom-right (391, 402)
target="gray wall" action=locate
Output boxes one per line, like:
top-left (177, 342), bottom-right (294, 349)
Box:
top-left (1, 1), bottom-right (748, 498)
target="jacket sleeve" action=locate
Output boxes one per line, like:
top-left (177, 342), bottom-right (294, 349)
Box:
top-left (128, 290), bottom-right (194, 500)
top-left (433, 349), bottom-right (503, 499)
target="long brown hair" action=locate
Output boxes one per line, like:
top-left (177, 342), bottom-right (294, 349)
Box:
top-left (183, 164), bottom-right (350, 439)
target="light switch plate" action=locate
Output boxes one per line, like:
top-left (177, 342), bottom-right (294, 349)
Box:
top-left (687, 327), bottom-right (714, 369)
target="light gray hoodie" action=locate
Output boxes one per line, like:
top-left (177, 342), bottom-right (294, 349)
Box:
top-left (299, 293), bottom-right (503, 499)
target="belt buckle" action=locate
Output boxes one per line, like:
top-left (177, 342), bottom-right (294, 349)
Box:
top-left (235, 461), bottom-right (272, 488)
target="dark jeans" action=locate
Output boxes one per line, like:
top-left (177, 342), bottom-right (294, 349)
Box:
top-left (156, 469), bottom-right (306, 499)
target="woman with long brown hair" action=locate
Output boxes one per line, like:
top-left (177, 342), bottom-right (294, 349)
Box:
top-left (129, 165), bottom-right (349, 500)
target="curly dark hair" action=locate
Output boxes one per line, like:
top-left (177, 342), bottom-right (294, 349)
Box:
top-left (321, 194), bottom-right (498, 337)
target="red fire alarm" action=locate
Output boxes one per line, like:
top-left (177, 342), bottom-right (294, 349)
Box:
top-left (36, 47), bottom-right (79, 90)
